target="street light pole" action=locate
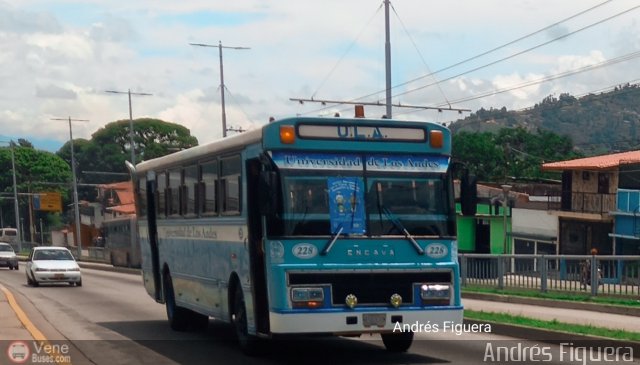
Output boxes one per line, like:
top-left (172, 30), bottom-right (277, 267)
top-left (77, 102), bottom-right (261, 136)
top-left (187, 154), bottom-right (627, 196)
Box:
top-left (190, 41), bottom-right (250, 138)
top-left (52, 117), bottom-right (89, 259)
top-left (105, 89), bottom-right (152, 164)
top-left (384, 0), bottom-right (392, 118)
top-left (10, 143), bottom-right (21, 252)
top-left (501, 184), bottom-right (512, 254)
top-left (1, 140), bottom-right (22, 252)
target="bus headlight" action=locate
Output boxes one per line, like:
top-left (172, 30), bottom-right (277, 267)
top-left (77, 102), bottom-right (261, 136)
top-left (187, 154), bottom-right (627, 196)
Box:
top-left (345, 294), bottom-right (358, 309)
top-left (291, 287), bottom-right (324, 309)
top-left (390, 293), bottom-right (402, 308)
top-left (420, 284), bottom-right (451, 306)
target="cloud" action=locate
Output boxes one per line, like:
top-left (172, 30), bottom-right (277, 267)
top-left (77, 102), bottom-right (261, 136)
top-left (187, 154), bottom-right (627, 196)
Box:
top-left (89, 15), bottom-right (137, 43)
top-left (2, 0), bottom-right (640, 151)
top-left (0, 3), bottom-right (61, 34)
top-left (35, 84), bottom-right (77, 99)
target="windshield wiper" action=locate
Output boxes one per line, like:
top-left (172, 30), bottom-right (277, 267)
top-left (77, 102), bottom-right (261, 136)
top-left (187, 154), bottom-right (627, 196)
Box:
top-left (382, 207), bottom-right (424, 255)
top-left (321, 224), bottom-right (343, 256)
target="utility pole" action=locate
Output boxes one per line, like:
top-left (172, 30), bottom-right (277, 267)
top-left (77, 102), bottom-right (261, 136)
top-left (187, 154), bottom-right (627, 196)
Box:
top-left (11, 143), bottom-right (21, 252)
top-left (1, 140), bottom-right (22, 252)
top-left (384, 0), bottom-right (392, 118)
top-left (52, 117), bottom-right (89, 259)
top-left (501, 184), bottom-right (512, 254)
top-left (190, 41), bottom-right (250, 138)
top-left (105, 89), bottom-right (152, 164)
top-left (290, 1), bottom-right (470, 116)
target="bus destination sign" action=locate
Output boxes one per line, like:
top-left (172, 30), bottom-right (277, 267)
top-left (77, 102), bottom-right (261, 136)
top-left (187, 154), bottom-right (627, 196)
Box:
top-left (297, 124), bottom-right (425, 142)
top-left (272, 152), bottom-right (449, 173)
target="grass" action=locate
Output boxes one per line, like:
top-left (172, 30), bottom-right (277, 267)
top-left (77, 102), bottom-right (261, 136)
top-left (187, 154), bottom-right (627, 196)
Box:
top-left (464, 310), bottom-right (640, 342)
top-left (463, 285), bottom-right (640, 307)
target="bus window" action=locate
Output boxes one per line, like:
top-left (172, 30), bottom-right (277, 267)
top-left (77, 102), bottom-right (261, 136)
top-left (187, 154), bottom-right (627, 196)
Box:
top-left (156, 172), bottom-right (166, 218)
top-left (366, 177), bottom-right (451, 236)
top-left (200, 160), bottom-right (218, 215)
top-left (221, 155), bottom-right (241, 215)
top-left (184, 165), bottom-right (197, 217)
top-left (168, 169), bottom-right (181, 217)
top-left (280, 175), bottom-right (332, 236)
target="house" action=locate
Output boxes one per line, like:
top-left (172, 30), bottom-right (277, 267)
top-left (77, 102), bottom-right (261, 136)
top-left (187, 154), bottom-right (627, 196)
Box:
top-left (97, 181), bottom-right (135, 219)
top-left (609, 162), bottom-right (640, 255)
top-left (457, 183), bottom-right (520, 254)
top-left (541, 150), bottom-right (640, 255)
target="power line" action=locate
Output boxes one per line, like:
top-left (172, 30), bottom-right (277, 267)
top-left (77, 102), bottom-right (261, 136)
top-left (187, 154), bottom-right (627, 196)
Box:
top-left (299, 2), bottom-right (636, 117)
top-left (393, 4), bottom-right (640, 100)
top-left (390, 0), bottom-right (615, 93)
top-left (310, 3), bottom-right (383, 100)
top-left (389, 2), bottom-right (450, 107)
top-left (432, 50), bottom-right (640, 107)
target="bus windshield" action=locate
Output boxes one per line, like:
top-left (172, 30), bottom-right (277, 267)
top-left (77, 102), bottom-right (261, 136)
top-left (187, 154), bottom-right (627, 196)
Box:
top-left (274, 169), bottom-right (454, 237)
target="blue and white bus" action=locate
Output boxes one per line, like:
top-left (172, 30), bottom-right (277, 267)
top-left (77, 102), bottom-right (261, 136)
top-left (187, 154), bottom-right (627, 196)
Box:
top-left (103, 216), bottom-right (140, 268)
top-left (130, 111), bottom-right (469, 353)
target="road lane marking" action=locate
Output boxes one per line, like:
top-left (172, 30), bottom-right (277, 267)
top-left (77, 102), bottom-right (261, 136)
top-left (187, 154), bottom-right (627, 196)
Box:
top-left (0, 283), bottom-right (46, 342)
top-left (0, 283), bottom-right (73, 365)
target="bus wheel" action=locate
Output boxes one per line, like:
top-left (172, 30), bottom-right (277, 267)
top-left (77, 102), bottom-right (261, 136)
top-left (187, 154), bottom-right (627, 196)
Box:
top-left (232, 286), bottom-right (260, 355)
top-left (163, 272), bottom-right (189, 331)
top-left (381, 331), bottom-right (414, 352)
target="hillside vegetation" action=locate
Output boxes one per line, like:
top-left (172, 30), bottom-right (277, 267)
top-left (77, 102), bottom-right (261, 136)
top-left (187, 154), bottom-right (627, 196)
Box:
top-left (450, 83), bottom-right (640, 156)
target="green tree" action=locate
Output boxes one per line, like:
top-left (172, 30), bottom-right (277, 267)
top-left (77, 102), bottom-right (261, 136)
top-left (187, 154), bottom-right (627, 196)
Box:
top-left (91, 118), bottom-right (199, 164)
top-left (0, 143), bottom-right (71, 239)
top-left (452, 131), bottom-right (503, 181)
top-left (56, 118), bottom-right (198, 197)
top-left (453, 128), bottom-right (582, 182)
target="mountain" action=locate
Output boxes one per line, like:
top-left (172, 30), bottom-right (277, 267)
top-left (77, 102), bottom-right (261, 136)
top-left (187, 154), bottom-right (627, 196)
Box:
top-left (449, 83), bottom-right (640, 156)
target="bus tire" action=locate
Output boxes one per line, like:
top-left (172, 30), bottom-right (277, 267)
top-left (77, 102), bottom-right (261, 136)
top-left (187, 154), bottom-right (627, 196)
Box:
top-left (381, 331), bottom-right (414, 352)
top-left (232, 286), bottom-right (260, 355)
top-left (163, 272), bottom-right (189, 331)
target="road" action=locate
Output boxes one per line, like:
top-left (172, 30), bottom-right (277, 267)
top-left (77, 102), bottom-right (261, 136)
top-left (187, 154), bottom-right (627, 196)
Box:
top-left (1, 266), bottom-right (638, 365)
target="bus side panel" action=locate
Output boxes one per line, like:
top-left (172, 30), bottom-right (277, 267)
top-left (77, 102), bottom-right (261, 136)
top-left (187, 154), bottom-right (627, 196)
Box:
top-left (155, 221), bottom-right (254, 326)
top-left (138, 221), bottom-right (158, 299)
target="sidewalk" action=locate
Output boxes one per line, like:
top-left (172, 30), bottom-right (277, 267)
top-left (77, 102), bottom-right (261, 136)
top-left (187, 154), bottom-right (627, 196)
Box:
top-left (0, 285), bottom-right (33, 341)
top-left (463, 296), bottom-right (640, 333)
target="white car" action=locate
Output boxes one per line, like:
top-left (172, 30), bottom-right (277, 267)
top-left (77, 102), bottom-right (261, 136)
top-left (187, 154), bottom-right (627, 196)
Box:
top-left (0, 242), bottom-right (19, 270)
top-left (26, 247), bottom-right (82, 287)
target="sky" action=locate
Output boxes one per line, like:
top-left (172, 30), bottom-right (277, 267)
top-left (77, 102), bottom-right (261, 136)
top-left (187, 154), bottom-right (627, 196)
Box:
top-left (1, 0), bottom-right (639, 152)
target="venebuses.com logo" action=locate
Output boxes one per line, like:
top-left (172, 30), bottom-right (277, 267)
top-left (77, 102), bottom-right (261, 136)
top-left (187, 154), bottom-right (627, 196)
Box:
top-left (6, 341), bottom-right (30, 364)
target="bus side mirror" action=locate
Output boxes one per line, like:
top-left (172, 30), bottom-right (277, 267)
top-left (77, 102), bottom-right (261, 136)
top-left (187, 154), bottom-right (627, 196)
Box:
top-left (259, 171), bottom-right (278, 215)
top-left (460, 174), bottom-right (477, 216)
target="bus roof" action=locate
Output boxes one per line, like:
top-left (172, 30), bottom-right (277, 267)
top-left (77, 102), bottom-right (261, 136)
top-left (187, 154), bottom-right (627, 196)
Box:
top-left (135, 116), bottom-right (449, 174)
top-left (136, 127), bottom-right (263, 174)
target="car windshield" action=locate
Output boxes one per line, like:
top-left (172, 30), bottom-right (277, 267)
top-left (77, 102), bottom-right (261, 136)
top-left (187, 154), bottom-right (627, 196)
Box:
top-left (0, 245), bottom-right (14, 252)
top-left (33, 250), bottom-right (74, 261)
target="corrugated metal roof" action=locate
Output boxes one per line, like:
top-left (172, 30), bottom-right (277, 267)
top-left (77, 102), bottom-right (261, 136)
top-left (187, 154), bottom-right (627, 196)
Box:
top-left (107, 204), bottom-right (136, 215)
top-left (541, 150), bottom-right (640, 171)
top-left (115, 190), bottom-right (134, 205)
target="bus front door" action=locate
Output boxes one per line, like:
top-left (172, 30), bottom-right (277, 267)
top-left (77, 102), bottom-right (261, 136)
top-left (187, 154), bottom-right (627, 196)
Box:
top-left (146, 179), bottom-right (162, 302)
top-left (246, 159), bottom-right (270, 334)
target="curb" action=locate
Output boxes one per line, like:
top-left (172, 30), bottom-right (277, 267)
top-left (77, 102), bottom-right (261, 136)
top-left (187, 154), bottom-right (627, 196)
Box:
top-left (463, 292), bottom-right (640, 317)
top-left (77, 262), bottom-right (141, 276)
top-left (464, 318), bottom-right (640, 353)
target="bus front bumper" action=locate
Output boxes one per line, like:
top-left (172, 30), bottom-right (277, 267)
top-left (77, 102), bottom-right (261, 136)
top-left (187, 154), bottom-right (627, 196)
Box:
top-left (269, 306), bottom-right (463, 334)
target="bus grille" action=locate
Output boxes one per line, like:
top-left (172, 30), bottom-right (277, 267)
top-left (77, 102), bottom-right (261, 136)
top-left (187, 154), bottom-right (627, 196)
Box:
top-left (288, 271), bottom-right (452, 306)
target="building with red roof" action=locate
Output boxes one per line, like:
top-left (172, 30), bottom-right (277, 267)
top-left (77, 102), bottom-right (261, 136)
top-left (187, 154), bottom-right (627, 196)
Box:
top-left (541, 150), bottom-right (640, 255)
